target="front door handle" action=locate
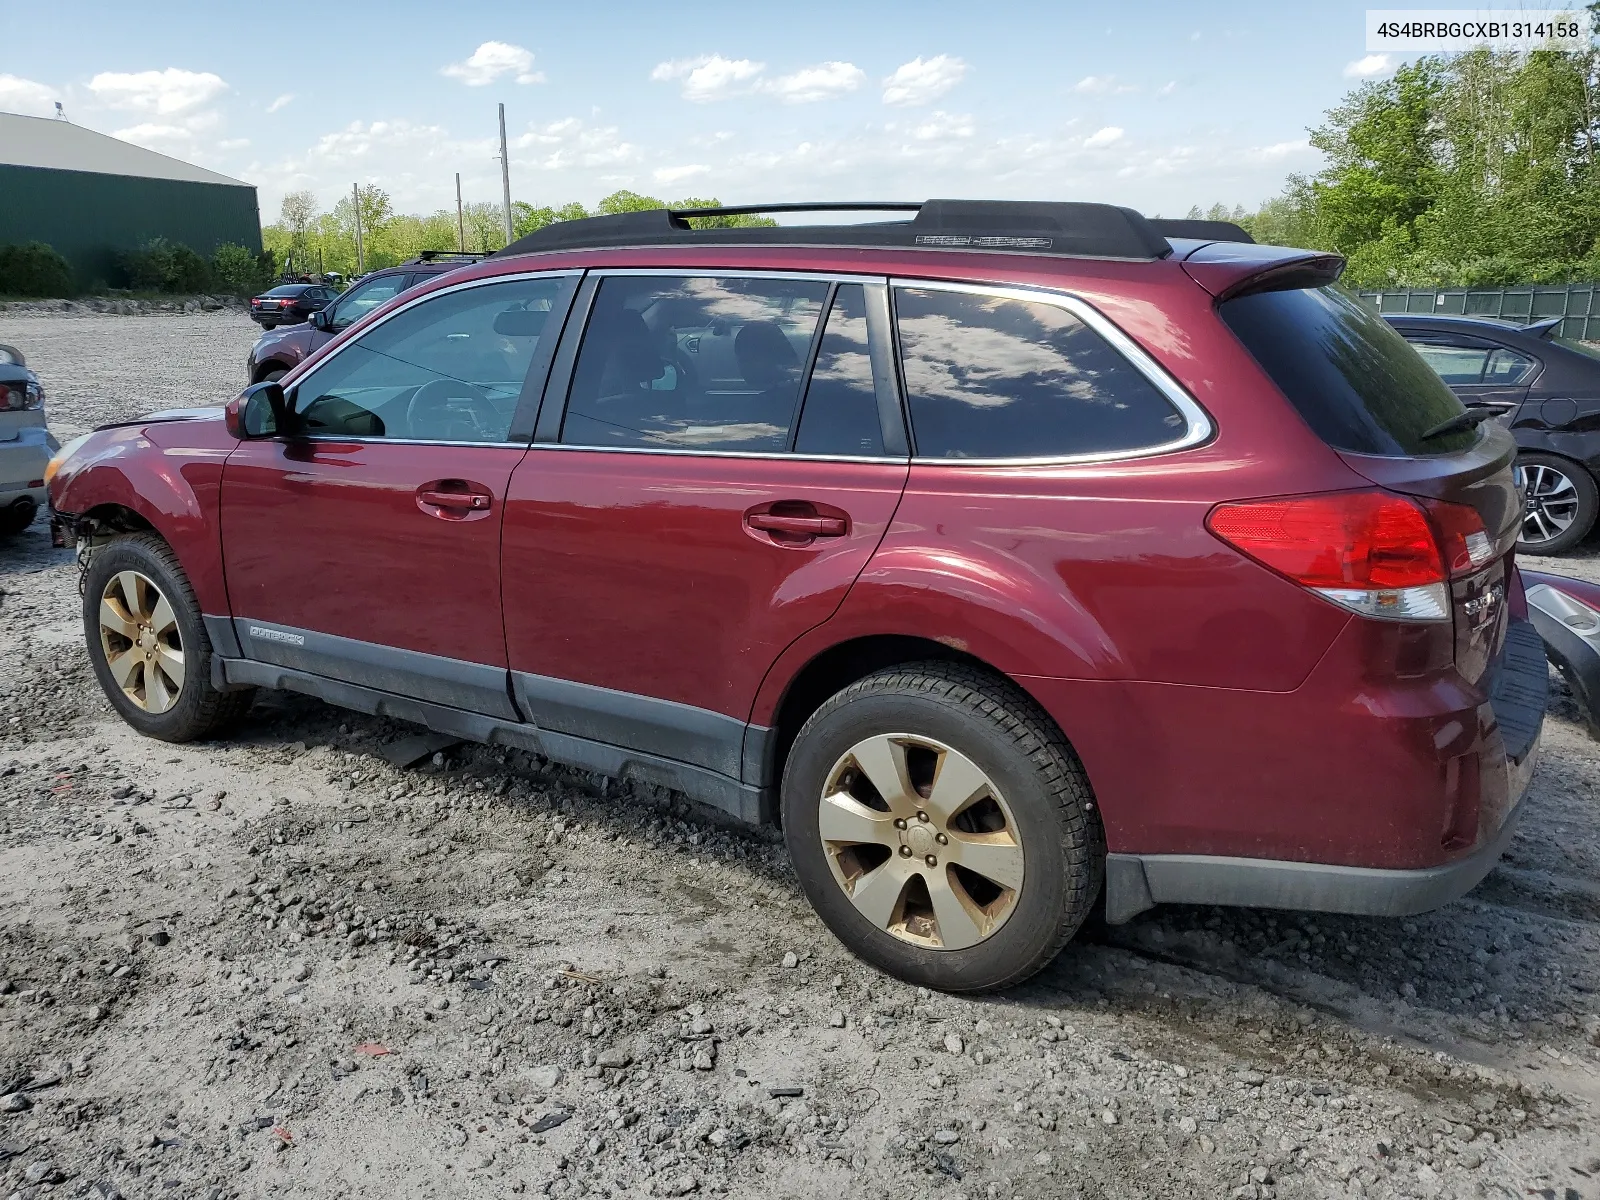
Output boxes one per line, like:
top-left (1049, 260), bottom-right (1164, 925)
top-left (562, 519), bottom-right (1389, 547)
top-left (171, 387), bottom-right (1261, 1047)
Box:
top-left (416, 479), bottom-right (494, 521)
top-left (747, 512), bottom-right (847, 537)
top-left (419, 489), bottom-right (489, 510)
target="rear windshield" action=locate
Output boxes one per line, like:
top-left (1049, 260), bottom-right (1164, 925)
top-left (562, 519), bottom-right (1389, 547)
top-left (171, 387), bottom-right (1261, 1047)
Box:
top-left (1221, 286), bottom-right (1476, 456)
top-left (265, 286), bottom-right (309, 297)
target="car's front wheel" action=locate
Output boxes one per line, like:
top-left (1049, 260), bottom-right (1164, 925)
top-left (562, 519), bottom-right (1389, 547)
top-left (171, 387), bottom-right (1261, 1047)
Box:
top-left (83, 534), bottom-right (254, 741)
top-left (782, 663), bottom-right (1103, 993)
top-left (1518, 452), bottom-right (1598, 554)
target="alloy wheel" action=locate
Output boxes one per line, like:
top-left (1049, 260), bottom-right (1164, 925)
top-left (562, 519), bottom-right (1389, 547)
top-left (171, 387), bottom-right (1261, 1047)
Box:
top-left (1522, 462), bottom-right (1581, 547)
top-left (817, 733), bottom-right (1024, 951)
top-left (98, 570), bottom-right (185, 714)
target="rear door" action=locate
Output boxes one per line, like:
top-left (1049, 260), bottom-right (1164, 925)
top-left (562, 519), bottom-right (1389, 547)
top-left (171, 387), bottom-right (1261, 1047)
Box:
top-left (500, 272), bottom-right (909, 780)
top-left (220, 271), bottom-right (577, 714)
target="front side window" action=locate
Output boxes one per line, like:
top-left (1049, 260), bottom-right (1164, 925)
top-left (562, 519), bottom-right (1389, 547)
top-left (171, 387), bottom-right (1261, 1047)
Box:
top-left (331, 274), bottom-right (412, 331)
top-left (289, 277), bottom-right (565, 442)
top-left (893, 285), bottom-right (1187, 460)
top-left (560, 275), bottom-right (829, 451)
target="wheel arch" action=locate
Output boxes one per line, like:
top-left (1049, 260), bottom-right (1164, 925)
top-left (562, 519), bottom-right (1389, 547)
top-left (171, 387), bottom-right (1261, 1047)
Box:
top-left (760, 633), bottom-right (1081, 806)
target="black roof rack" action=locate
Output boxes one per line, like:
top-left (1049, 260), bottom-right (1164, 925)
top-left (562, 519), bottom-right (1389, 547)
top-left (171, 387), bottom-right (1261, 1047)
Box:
top-left (1148, 219), bottom-right (1254, 245)
top-left (406, 250), bottom-right (488, 264)
top-left (494, 200), bottom-right (1174, 262)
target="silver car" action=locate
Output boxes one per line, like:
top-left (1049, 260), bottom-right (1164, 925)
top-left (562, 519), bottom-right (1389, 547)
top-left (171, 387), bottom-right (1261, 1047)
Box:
top-left (0, 344), bottom-right (58, 536)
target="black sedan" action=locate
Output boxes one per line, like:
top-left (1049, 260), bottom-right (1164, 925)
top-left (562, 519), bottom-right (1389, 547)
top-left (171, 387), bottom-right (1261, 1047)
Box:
top-left (1387, 312), bottom-right (1600, 553)
top-left (249, 284), bottom-right (337, 330)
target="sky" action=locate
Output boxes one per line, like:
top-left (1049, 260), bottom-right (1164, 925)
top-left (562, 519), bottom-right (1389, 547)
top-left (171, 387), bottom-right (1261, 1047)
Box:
top-left (0, 0), bottom-right (1420, 226)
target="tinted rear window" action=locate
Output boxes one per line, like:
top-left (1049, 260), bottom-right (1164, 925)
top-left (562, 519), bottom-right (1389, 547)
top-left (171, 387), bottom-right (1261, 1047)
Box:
top-left (265, 286), bottom-right (310, 297)
top-left (1221, 287), bottom-right (1475, 455)
top-left (894, 286), bottom-right (1187, 460)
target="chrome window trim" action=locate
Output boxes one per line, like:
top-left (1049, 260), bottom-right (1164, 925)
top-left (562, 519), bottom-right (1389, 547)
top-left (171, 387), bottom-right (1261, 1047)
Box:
top-left (589, 268), bottom-right (884, 285)
top-left (265, 437), bottom-right (530, 450)
top-left (286, 268), bottom-right (585, 447)
top-left (890, 277), bottom-right (1215, 467)
top-left (524, 442), bottom-right (907, 466)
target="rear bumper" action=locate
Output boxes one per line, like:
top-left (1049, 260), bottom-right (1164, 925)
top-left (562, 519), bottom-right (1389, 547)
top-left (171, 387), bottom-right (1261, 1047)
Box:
top-left (1104, 744), bottom-right (1534, 922)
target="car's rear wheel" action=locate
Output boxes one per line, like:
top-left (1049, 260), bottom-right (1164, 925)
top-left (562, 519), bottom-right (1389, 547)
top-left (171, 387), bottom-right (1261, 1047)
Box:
top-left (1518, 452), bottom-right (1598, 554)
top-left (0, 498), bottom-right (37, 536)
top-left (83, 534), bottom-right (254, 741)
top-left (781, 662), bottom-right (1103, 993)
top-left (260, 368), bottom-right (287, 383)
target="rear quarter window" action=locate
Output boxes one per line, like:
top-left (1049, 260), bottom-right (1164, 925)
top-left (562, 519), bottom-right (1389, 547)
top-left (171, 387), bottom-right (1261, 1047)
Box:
top-left (892, 285), bottom-right (1190, 460)
top-left (1221, 287), bottom-right (1476, 456)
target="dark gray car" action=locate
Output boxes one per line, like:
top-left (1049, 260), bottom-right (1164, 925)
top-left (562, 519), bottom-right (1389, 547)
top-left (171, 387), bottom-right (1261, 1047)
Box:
top-left (1386, 313), bottom-right (1600, 553)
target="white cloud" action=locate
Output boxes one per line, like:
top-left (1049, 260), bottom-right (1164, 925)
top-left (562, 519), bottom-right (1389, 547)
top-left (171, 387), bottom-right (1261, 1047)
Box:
top-left (87, 68), bottom-right (226, 115)
top-left (1344, 53), bottom-right (1394, 79)
top-left (1248, 138), bottom-right (1311, 161)
top-left (1156, 80), bottom-right (1178, 97)
top-left (217, 137), bottom-right (250, 151)
top-left (266, 93), bottom-right (294, 113)
top-left (1084, 126), bottom-right (1124, 149)
top-left (910, 111), bottom-right (975, 141)
top-left (312, 119), bottom-right (451, 162)
top-left (0, 74), bottom-right (59, 117)
top-left (512, 117), bottom-right (639, 170)
top-left (1074, 75), bottom-right (1113, 95)
top-left (442, 41), bottom-right (545, 86)
top-left (650, 55), bottom-right (765, 102)
top-left (881, 55), bottom-right (967, 106)
top-left (653, 163), bottom-right (709, 185)
top-left (762, 61), bottom-right (865, 103)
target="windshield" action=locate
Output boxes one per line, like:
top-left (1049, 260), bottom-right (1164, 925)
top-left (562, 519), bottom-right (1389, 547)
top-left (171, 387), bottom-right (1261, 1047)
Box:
top-left (1222, 286), bottom-right (1477, 456)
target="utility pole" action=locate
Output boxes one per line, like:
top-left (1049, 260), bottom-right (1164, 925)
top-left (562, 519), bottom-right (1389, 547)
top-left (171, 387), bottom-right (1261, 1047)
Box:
top-left (456, 172), bottom-right (466, 253)
top-left (351, 182), bottom-right (366, 274)
top-left (498, 103), bottom-right (514, 245)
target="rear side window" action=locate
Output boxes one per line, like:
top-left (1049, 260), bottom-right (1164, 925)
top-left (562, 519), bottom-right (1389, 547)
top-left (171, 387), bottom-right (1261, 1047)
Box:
top-left (561, 275), bottom-right (829, 451)
top-left (1221, 287), bottom-right (1474, 455)
top-left (893, 285), bottom-right (1187, 460)
top-left (794, 284), bottom-right (883, 456)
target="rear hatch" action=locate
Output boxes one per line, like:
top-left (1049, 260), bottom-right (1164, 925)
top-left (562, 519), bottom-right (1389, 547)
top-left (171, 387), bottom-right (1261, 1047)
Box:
top-left (1216, 283), bottom-right (1520, 688)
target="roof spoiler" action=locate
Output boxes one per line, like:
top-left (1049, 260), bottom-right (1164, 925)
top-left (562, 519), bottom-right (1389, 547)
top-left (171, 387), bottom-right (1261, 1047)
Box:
top-left (1148, 219), bottom-right (1255, 244)
top-left (1523, 315), bottom-right (1563, 339)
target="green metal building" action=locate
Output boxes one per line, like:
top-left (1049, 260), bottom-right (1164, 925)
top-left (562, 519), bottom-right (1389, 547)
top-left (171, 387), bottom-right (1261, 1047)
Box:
top-left (0, 111), bottom-right (260, 287)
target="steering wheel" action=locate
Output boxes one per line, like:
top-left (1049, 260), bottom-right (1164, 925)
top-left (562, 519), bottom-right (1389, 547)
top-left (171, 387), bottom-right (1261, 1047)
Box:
top-left (405, 378), bottom-right (499, 441)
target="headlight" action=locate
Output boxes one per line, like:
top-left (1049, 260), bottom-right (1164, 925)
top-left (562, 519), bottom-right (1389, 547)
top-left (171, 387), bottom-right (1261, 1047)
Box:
top-left (43, 433), bottom-right (92, 487)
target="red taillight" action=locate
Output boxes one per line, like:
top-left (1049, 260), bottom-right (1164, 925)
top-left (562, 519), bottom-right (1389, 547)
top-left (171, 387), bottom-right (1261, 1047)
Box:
top-left (251, 298), bottom-right (261, 306)
top-left (1424, 499), bottom-right (1494, 578)
top-left (1208, 491), bottom-right (1445, 590)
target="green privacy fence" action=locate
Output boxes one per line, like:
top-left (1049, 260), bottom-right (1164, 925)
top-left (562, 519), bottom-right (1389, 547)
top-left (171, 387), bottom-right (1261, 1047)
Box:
top-left (1356, 284), bottom-right (1600, 341)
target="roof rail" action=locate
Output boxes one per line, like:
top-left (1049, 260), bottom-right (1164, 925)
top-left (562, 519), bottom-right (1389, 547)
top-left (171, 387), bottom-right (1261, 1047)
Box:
top-left (494, 199), bottom-right (1174, 262)
top-left (1149, 219), bottom-right (1255, 245)
top-left (406, 250), bottom-right (488, 264)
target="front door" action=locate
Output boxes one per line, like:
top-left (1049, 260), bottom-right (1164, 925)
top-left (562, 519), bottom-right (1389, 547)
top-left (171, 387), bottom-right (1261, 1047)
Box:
top-left (501, 274), bottom-right (908, 777)
top-left (220, 271), bottom-right (576, 717)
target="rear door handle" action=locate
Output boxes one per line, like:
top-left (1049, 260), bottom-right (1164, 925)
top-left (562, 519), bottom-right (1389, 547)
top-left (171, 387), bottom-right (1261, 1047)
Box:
top-left (747, 512), bottom-right (847, 537)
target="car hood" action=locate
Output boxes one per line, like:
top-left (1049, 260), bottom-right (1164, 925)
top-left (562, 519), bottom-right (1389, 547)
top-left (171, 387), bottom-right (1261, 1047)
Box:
top-left (93, 406), bottom-right (223, 432)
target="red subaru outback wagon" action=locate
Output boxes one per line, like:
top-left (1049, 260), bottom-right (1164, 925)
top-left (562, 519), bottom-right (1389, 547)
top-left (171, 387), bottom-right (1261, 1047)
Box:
top-left (47, 201), bottom-right (1543, 992)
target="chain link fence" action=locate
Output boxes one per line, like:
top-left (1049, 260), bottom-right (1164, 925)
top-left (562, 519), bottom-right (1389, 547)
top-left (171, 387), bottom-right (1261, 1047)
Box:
top-left (1357, 283), bottom-right (1600, 341)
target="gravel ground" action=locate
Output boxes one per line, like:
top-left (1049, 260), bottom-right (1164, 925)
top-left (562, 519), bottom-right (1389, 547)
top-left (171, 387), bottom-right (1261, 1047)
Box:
top-left (0, 310), bottom-right (1598, 1200)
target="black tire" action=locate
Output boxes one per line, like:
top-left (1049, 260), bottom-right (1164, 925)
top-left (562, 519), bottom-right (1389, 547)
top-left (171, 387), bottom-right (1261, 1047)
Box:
top-left (260, 368), bottom-right (287, 383)
top-left (1518, 452), bottom-right (1599, 555)
top-left (781, 662), bottom-right (1104, 993)
top-left (0, 498), bottom-right (37, 536)
top-left (82, 533), bottom-right (254, 741)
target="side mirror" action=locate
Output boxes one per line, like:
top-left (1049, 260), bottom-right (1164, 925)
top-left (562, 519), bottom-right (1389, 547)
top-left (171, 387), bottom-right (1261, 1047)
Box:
top-left (309, 308), bottom-right (333, 332)
top-left (225, 381), bottom-right (287, 439)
